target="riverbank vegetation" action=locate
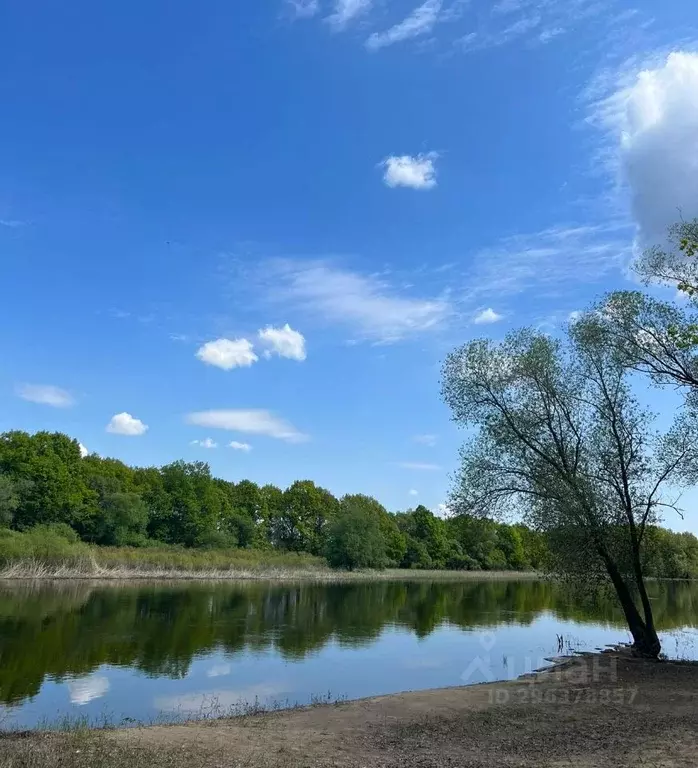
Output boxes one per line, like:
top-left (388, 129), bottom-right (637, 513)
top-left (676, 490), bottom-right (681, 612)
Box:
top-left (1, 436), bottom-right (697, 578)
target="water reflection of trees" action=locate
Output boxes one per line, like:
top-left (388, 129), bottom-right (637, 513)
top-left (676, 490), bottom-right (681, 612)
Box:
top-left (0, 579), bottom-right (696, 705)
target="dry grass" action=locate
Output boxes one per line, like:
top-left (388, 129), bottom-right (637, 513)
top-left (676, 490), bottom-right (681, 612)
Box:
top-left (0, 559), bottom-right (539, 581)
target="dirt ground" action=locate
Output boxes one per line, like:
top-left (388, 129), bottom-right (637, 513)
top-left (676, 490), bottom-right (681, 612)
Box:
top-left (2, 651), bottom-right (697, 768)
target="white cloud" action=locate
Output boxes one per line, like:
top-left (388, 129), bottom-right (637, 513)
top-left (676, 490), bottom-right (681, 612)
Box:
top-left (78, 443), bottom-right (88, 458)
top-left (258, 324), bottom-right (307, 361)
top-left (473, 308), bottom-right (503, 325)
top-left (408, 489), bottom-right (419, 496)
top-left (591, 52), bottom-right (698, 246)
top-left (229, 441), bottom-right (252, 452)
top-left (439, 0), bottom-right (471, 23)
top-left (106, 412), bottom-right (148, 436)
top-left (457, 0), bottom-right (609, 53)
top-left (17, 384), bottom-right (75, 408)
top-left (0, 218), bottom-right (24, 228)
top-left (366, 0), bottom-right (442, 51)
top-left (326, 0), bottom-right (372, 29)
top-left (287, 0), bottom-right (320, 18)
top-left (187, 409), bottom-right (308, 443)
top-left (413, 434), bottom-right (437, 447)
top-left (464, 223), bottom-right (633, 301)
top-left (264, 261), bottom-right (451, 343)
top-left (381, 152), bottom-right (438, 189)
top-left (196, 338), bottom-right (258, 370)
top-left (539, 26), bottom-right (564, 43)
top-left (191, 438), bottom-right (218, 449)
top-left (66, 675), bottom-right (110, 706)
top-left (568, 310), bottom-right (582, 323)
top-left (395, 462), bottom-right (442, 471)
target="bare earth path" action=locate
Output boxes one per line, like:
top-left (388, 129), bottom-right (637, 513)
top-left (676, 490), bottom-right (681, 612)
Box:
top-left (3, 651), bottom-right (697, 767)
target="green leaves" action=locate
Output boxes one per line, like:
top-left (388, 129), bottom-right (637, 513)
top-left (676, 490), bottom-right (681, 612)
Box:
top-left (325, 496), bottom-right (388, 570)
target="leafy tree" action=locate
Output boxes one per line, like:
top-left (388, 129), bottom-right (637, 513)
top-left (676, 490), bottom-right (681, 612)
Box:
top-left (136, 467), bottom-right (173, 542)
top-left (496, 525), bottom-right (528, 570)
top-left (325, 496), bottom-right (387, 570)
top-left (0, 432), bottom-right (95, 530)
top-left (379, 511), bottom-right (407, 567)
top-left (258, 483), bottom-right (284, 548)
top-left (447, 515), bottom-right (499, 568)
top-left (93, 492), bottom-right (149, 546)
top-left (596, 221), bottom-right (698, 387)
top-left (153, 461), bottom-right (220, 546)
top-left (401, 537), bottom-right (432, 569)
top-left (636, 218), bottom-right (698, 301)
top-left (0, 473), bottom-right (19, 527)
top-left (441, 321), bottom-right (698, 657)
top-left (276, 481), bottom-right (339, 554)
top-left (398, 506), bottom-right (450, 568)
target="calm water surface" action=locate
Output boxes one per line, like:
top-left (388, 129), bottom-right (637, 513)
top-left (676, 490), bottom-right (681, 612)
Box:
top-left (1, 578), bottom-right (697, 728)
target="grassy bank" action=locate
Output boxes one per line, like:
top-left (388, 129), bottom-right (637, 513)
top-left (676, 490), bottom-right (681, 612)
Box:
top-left (0, 526), bottom-right (326, 579)
top-left (0, 526), bottom-right (538, 580)
top-left (2, 651), bottom-right (696, 767)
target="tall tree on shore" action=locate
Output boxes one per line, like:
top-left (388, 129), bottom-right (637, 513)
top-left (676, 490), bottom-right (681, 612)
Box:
top-left (441, 320), bottom-right (698, 657)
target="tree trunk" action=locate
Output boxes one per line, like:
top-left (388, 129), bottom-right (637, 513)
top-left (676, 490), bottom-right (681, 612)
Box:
top-left (601, 551), bottom-right (661, 658)
top-left (631, 548), bottom-right (660, 656)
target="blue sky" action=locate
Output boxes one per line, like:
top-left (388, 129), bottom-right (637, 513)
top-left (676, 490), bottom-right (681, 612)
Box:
top-left (2, 0), bottom-right (698, 525)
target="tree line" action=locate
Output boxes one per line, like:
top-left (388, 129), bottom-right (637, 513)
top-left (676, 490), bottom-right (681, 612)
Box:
top-left (1, 427), bottom-right (697, 577)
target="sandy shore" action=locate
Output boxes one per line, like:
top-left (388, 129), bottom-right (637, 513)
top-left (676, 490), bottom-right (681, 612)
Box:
top-left (3, 651), bottom-right (697, 767)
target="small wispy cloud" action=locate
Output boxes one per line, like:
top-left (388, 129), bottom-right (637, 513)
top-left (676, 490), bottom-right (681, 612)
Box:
top-left (187, 409), bottom-right (308, 443)
top-left (381, 152), bottom-right (439, 190)
top-left (457, 0), bottom-right (611, 53)
top-left (0, 218), bottom-right (24, 228)
top-left (394, 461), bottom-right (442, 471)
top-left (439, 0), bottom-right (471, 23)
top-left (326, 0), bottom-right (372, 30)
top-left (366, 0), bottom-right (442, 51)
top-left (463, 223), bottom-right (633, 302)
top-left (408, 489), bottom-right (419, 496)
top-left (286, 0), bottom-right (320, 19)
top-left (473, 307), bottom-right (503, 325)
top-left (17, 384), bottom-right (75, 408)
top-left (191, 438), bottom-right (218, 449)
top-left (413, 434), bottom-right (437, 447)
top-left (259, 260), bottom-right (451, 343)
top-left (229, 441), bottom-right (252, 452)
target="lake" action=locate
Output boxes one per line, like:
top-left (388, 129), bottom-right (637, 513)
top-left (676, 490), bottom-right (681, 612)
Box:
top-left (1, 578), bottom-right (697, 729)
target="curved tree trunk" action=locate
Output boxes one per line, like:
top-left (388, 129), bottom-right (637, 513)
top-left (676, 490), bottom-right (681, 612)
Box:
top-left (601, 551), bottom-right (661, 658)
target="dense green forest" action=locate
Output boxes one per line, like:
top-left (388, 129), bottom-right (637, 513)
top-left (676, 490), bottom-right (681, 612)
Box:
top-left (1, 429), bottom-right (698, 577)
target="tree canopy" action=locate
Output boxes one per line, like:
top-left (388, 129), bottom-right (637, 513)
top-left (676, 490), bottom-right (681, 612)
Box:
top-left (441, 318), bottom-right (698, 656)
